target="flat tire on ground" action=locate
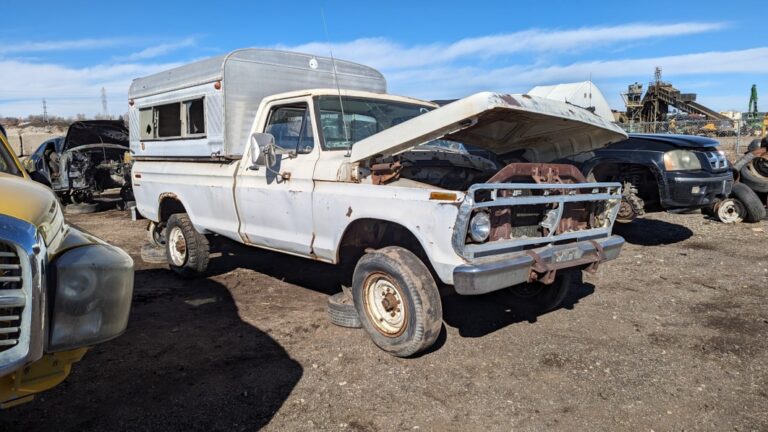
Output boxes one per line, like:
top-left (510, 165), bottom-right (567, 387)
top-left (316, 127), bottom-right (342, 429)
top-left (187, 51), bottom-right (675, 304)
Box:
top-left (714, 198), bottom-right (745, 224)
top-left (327, 292), bottom-right (362, 328)
top-left (352, 246), bottom-right (442, 357)
top-left (64, 202), bottom-right (98, 215)
top-left (730, 182), bottom-right (766, 222)
top-left (165, 213), bottom-right (210, 278)
top-left (140, 243), bottom-right (167, 264)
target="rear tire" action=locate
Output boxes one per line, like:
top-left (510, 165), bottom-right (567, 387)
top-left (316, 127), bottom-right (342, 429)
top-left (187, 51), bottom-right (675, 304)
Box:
top-left (730, 182), bottom-right (766, 222)
top-left (165, 213), bottom-right (210, 278)
top-left (147, 221), bottom-right (167, 248)
top-left (352, 247), bottom-right (442, 357)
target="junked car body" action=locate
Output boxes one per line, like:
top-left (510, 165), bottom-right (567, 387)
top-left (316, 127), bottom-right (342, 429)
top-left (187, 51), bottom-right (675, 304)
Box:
top-left (565, 133), bottom-right (733, 222)
top-left (130, 49), bottom-right (627, 357)
top-left (25, 120), bottom-right (132, 204)
top-left (0, 127), bottom-right (134, 407)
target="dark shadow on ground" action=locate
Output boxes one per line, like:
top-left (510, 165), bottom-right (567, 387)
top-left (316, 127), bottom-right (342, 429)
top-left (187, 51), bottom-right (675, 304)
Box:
top-left (0, 269), bottom-right (302, 432)
top-left (442, 273), bottom-right (595, 338)
top-left (613, 217), bottom-right (693, 246)
top-left (206, 237), bottom-right (596, 343)
top-left (206, 237), bottom-right (343, 295)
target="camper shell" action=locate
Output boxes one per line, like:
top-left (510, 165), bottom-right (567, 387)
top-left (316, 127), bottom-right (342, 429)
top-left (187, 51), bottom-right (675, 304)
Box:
top-left (128, 49), bottom-right (386, 159)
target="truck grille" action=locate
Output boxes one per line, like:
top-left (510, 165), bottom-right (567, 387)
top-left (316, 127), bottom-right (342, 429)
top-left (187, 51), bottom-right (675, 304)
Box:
top-left (704, 151), bottom-right (727, 170)
top-left (0, 242), bottom-right (23, 352)
top-left (453, 181), bottom-right (623, 260)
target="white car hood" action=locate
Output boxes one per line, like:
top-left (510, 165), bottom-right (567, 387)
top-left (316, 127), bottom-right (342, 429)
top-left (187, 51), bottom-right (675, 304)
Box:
top-left (349, 92), bottom-right (627, 163)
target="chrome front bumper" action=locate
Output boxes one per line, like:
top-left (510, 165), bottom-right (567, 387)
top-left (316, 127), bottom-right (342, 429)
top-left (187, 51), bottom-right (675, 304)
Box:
top-left (453, 235), bottom-right (624, 295)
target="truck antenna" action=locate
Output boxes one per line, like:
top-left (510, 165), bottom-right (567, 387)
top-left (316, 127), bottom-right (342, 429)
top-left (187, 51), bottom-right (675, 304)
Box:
top-left (320, 8), bottom-right (351, 156)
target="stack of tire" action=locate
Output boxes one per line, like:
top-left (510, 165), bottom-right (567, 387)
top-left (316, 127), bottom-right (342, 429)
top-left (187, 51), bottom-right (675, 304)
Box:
top-left (716, 139), bottom-right (768, 223)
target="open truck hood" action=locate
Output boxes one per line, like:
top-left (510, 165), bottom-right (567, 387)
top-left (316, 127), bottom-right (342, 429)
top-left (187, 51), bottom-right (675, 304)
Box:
top-left (350, 92), bottom-right (627, 164)
top-left (63, 120), bottom-right (129, 152)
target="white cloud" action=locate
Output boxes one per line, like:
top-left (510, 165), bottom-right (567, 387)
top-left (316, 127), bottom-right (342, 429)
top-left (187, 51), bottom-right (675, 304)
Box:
top-left (379, 47), bottom-right (768, 110)
top-left (0, 38), bottom-right (132, 54)
top-left (118, 37), bottom-right (198, 61)
top-left (0, 60), bottom-right (182, 117)
top-left (279, 22), bottom-right (725, 69)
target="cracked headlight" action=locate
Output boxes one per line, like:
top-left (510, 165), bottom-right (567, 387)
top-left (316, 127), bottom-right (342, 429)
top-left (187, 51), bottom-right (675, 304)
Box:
top-left (49, 244), bottom-right (134, 352)
top-left (664, 150), bottom-right (701, 171)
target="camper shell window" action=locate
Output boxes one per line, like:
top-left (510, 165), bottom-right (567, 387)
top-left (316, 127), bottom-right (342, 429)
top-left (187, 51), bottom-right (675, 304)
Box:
top-left (156, 103), bottom-right (181, 137)
top-left (140, 97), bottom-right (206, 140)
top-left (186, 99), bottom-right (205, 135)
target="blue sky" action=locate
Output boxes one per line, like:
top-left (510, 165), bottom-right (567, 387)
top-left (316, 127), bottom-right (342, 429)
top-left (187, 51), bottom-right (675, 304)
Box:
top-left (1, 0), bottom-right (765, 117)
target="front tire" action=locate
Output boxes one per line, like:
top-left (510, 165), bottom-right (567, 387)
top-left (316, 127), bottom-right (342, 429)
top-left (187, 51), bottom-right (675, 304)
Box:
top-left (352, 247), bottom-right (442, 357)
top-left (166, 213), bottom-right (210, 278)
top-left (507, 272), bottom-right (574, 313)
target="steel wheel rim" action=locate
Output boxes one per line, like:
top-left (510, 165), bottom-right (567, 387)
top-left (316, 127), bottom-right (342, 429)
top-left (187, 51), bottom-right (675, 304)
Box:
top-left (168, 226), bottom-right (188, 266)
top-left (362, 273), bottom-right (407, 337)
top-left (717, 199), bottom-right (745, 223)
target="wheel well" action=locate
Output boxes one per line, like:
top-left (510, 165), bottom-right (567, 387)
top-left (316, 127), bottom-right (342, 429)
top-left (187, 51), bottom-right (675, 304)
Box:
top-left (158, 195), bottom-right (186, 222)
top-left (590, 163), bottom-right (660, 206)
top-left (337, 219), bottom-right (434, 283)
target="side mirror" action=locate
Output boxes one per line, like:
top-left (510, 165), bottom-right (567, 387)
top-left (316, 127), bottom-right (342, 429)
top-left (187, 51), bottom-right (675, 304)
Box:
top-left (249, 133), bottom-right (277, 168)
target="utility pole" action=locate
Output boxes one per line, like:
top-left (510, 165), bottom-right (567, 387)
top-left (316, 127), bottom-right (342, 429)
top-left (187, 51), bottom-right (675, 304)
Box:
top-left (42, 98), bottom-right (48, 123)
top-left (101, 87), bottom-right (109, 118)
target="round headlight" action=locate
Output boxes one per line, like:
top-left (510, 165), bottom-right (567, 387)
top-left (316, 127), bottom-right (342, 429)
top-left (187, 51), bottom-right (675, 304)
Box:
top-left (469, 212), bottom-right (491, 243)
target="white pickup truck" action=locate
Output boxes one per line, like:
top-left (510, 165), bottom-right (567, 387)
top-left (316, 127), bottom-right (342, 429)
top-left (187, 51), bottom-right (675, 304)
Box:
top-left (129, 49), bottom-right (627, 357)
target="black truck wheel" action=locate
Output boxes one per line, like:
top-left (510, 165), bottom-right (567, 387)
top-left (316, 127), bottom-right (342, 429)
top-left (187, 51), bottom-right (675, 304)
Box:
top-left (352, 246), bottom-right (442, 357)
top-left (507, 272), bottom-right (574, 313)
top-left (165, 213), bottom-right (210, 278)
top-left (327, 292), bottom-right (362, 328)
top-left (730, 182), bottom-right (766, 222)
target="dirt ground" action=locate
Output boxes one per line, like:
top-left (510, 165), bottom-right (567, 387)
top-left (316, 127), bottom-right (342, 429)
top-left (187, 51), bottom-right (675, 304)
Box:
top-left (1, 209), bottom-right (766, 431)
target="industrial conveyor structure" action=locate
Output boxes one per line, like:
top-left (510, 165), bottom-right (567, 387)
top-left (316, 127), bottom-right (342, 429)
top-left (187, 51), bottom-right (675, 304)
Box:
top-left (622, 67), bottom-right (728, 123)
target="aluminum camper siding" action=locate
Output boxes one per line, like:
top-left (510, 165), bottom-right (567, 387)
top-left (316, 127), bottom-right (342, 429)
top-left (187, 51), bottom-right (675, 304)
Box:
top-left (128, 49), bottom-right (387, 159)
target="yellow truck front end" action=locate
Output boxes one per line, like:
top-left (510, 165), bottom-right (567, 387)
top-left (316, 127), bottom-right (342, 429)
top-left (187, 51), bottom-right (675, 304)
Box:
top-left (0, 129), bottom-right (134, 407)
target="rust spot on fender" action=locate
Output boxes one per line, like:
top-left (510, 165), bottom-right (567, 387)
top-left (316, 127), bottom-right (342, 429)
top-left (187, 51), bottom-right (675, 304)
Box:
top-left (309, 233), bottom-right (318, 259)
top-left (346, 207), bottom-right (353, 217)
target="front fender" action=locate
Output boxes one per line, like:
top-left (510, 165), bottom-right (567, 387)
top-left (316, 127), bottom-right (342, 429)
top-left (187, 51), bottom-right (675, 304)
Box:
top-left (312, 181), bottom-right (465, 285)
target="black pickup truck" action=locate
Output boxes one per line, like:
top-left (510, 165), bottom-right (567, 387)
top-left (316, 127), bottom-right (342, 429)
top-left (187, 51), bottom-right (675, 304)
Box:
top-left (565, 134), bottom-right (733, 222)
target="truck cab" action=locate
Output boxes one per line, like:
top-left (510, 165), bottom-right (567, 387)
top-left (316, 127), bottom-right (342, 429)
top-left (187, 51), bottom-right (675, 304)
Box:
top-left (130, 49), bottom-right (627, 357)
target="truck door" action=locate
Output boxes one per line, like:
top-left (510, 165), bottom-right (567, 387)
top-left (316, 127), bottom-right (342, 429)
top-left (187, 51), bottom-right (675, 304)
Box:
top-left (235, 97), bottom-right (320, 256)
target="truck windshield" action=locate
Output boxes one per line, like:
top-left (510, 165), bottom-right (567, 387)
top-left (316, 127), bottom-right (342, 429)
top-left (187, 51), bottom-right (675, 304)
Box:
top-left (0, 134), bottom-right (22, 176)
top-left (315, 96), bottom-right (432, 150)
